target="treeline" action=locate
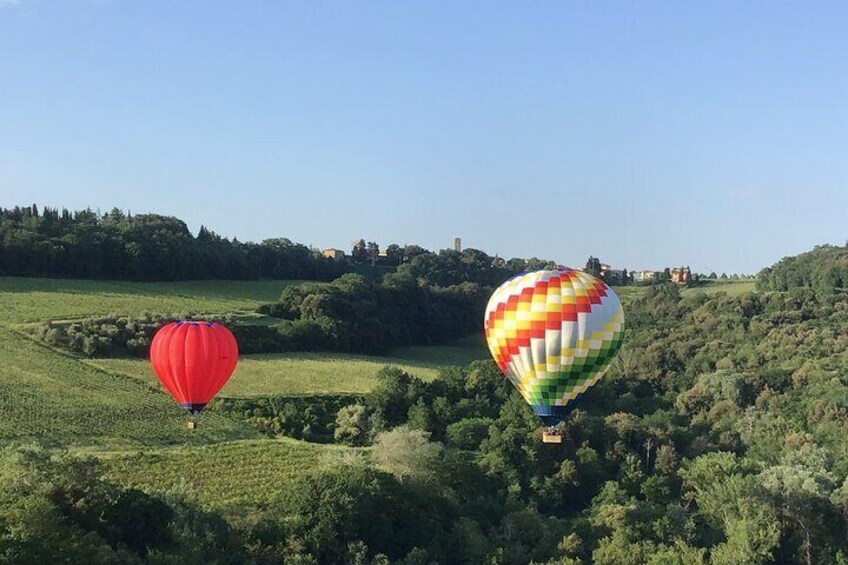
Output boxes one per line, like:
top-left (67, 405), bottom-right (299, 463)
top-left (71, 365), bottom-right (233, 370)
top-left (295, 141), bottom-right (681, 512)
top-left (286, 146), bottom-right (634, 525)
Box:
top-left (758, 243), bottom-right (848, 296)
top-left (0, 205), bottom-right (346, 281)
top-left (0, 205), bottom-right (556, 286)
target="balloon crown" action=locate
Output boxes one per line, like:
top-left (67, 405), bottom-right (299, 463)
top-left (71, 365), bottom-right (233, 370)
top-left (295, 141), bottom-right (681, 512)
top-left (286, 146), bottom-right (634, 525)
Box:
top-left (175, 321), bottom-right (216, 327)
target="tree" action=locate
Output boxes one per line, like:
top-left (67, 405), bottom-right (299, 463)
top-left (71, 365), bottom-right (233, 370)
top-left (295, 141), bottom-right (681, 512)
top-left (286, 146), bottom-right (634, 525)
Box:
top-left (351, 238), bottom-right (368, 263)
top-left (371, 426), bottom-right (443, 484)
top-left (585, 256), bottom-right (601, 276)
top-left (368, 367), bottom-right (425, 426)
top-left (274, 461), bottom-right (450, 562)
top-left (385, 244), bottom-right (403, 265)
top-left (446, 418), bottom-right (494, 450)
top-left (367, 241), bottom-right (380, 266)
top-left (760, 446), bottom-right (839, 565)
top-left (403, 245), bottom-right (428, 262)
top-left (334, 404), bottom-right (373, 446)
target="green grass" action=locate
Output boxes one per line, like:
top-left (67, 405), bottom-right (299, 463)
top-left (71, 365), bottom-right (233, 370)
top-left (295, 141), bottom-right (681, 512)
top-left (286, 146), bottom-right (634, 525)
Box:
top-left (0, 277), bottom-right (302, 325)
top-left (96, 438), bottom-right (357, 509)
top-left (610, 285), bottom-right (648, 305)
top-left (682, 279), bottom-right (757, 296)
top-left (0, 326), bottom-right (257, 448)
top-left (612, 280), bottom-right (758, 303)
top-left (89, 335), bottom-right (490, 397)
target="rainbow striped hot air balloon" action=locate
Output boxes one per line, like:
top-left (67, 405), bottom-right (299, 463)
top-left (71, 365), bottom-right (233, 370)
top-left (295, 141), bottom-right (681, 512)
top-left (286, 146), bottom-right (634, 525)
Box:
top-left (484, 268), bottom-right (624, 440)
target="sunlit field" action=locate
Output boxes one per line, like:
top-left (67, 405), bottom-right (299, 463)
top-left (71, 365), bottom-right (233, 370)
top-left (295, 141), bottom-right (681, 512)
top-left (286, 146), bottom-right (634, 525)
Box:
top-left (90, 335), bottom-right (490, 397)
top-left (0, 277), bottom-right (302, 325)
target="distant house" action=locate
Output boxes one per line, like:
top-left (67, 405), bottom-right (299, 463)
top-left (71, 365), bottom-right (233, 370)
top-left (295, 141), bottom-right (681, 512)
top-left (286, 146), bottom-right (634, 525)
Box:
top-left (322, 248), bottom-right (345, 261)
top-left (632, 270), bottom-right (659, 283)
top-left (670, 266), bottom-right (691, 284)
top-left (599, 264), bottom-right (624, 284)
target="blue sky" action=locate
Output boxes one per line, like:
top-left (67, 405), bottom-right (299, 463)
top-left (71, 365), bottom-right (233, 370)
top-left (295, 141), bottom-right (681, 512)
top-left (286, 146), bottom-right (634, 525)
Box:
top-left (1, 1), bottom-right (846, 274)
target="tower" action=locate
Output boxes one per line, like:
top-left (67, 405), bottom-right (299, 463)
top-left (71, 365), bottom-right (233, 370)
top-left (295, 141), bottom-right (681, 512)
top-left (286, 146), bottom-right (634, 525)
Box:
top-left (454, 237), bottom-right (462, 252)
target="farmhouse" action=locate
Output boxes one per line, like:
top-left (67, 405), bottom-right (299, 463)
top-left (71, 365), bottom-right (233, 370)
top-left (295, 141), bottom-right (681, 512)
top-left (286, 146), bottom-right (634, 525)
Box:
top-left (670, 267), bottom-right (691, 284)
top-left (632, 270), bottom-right (659, 283)
top-left (322, 248), bottom-right (345, 261)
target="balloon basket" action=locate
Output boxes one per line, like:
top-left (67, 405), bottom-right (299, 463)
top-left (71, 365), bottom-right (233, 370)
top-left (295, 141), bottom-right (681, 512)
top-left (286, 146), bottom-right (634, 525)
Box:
top-left (541, 428), bottom-right (562, 444)
top-left (187, 419), bottom-right (198, 431)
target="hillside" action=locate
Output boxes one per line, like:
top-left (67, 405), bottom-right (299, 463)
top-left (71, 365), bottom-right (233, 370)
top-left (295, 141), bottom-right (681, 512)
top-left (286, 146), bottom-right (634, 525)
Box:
top-left (758, 243), bottom-right (848, 295)
top-left (0, 326), bottom-right (257, 447)
top-left (7, 247), bottom-right (848, 563)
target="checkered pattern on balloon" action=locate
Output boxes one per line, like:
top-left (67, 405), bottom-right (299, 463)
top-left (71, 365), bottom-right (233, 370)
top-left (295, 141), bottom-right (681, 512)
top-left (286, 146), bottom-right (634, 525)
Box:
top-left (484, 268), bottom-right (625, 427)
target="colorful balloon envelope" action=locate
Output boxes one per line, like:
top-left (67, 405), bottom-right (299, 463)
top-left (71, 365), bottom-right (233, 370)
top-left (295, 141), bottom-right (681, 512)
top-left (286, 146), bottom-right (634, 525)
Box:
top-left (149, 321), bottom-right (239, 418)
top-left (484, 268), bottom-right (624, 428)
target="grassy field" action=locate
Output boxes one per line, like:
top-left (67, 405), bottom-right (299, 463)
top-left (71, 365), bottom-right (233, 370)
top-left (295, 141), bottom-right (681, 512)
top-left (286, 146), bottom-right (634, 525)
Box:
top-left (96, 438), bottom-right (354, 509)
top-left (0, 277), bottom-right (301, 325)
top-left (683, 279), bottom-right (757, 296)
top-left (90, 335), bottom-right (490, 397)
top-left (0, 326), bottom-right (257, 447)
top-left (613, 279), bottom-right (758, 302)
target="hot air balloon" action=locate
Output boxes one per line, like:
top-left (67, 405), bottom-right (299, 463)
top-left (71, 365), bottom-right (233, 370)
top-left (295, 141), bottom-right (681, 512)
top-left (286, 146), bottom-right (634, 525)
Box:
top-left (484, 268), bottom-right (624, 443)
top-left (149, 321), bottom-right (239, 428)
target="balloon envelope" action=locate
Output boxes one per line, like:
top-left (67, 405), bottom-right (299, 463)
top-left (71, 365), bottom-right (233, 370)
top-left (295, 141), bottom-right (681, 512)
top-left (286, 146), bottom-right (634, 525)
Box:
top-left (484, 269), bottom-right (624, 425)
top-left (149, 321), bottom-right (239, 415)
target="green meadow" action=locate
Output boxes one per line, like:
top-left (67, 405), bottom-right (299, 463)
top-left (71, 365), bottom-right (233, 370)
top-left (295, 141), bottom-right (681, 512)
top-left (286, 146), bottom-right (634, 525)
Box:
top-left (90, 335), bottom-right (489, 397)
top-left (682, 279), bottom-right (757, 296)
top-left (613, 279), bottom-right (758, 304)
top-left (0, 277), bottom-right (302, 325)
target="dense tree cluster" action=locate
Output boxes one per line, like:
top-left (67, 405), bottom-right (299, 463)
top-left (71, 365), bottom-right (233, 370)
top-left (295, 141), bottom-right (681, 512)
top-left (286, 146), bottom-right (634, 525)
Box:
top-left (212, 394), bottom-right (361, 442)
top-left (304, 285), bottom-right (848, 563)
top-left (260, 272), bottom-right (488, 355)
top-left (758, 243), bottom-right (848, 297)
top-left (37, 313), bottom-right (234, 357)
top-left (0, 205), bottom-right (346, 281)
top-left (394, 249), bottom-right (555, 288)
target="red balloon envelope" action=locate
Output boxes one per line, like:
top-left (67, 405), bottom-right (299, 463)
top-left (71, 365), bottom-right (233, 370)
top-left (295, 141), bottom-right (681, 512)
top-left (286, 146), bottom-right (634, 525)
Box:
top-left (149, 321), bottom-right (239, 416)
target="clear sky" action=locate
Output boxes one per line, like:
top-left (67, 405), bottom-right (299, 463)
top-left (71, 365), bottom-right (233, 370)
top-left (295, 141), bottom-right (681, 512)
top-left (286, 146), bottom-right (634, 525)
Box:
top-left (1, 1), bottom-right (846, 274)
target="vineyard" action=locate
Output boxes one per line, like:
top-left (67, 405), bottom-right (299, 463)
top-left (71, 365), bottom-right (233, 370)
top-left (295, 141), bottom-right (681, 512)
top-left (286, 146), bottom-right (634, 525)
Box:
top-left (0, 326), bottom-right (256, 447)
top-left (95, 438), bottom-right (356, 509)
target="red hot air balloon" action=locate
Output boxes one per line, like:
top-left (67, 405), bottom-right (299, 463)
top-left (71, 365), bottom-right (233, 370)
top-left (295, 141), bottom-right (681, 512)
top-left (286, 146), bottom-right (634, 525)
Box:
top-left (150, 321), bottom-right (238, 427)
